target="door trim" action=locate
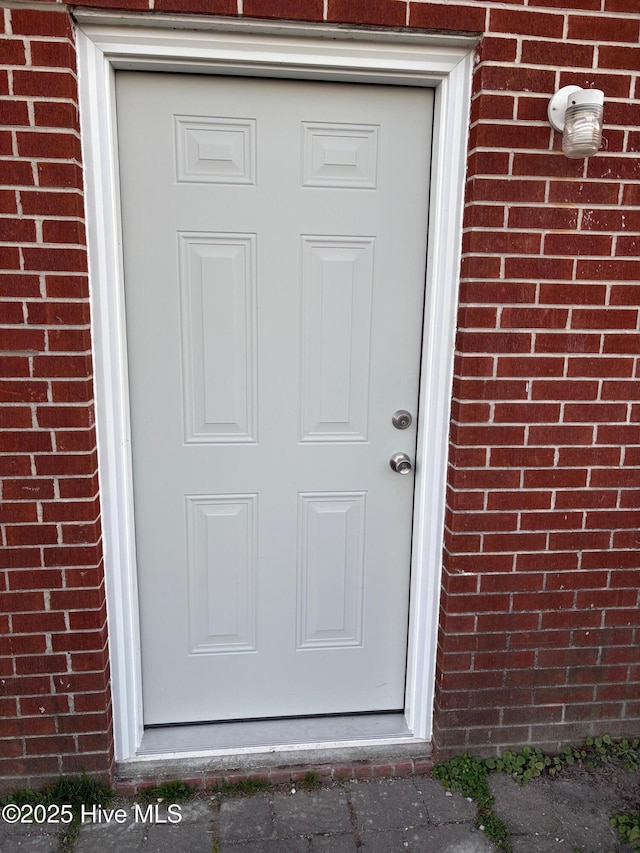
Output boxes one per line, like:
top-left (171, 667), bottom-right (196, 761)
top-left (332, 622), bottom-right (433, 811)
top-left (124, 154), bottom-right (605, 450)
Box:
top-left (76, 14), bottom-right (475, 761)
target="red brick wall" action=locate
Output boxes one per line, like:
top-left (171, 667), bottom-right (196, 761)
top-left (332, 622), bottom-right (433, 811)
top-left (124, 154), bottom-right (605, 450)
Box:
top-left (437, 0), bottom-right (640, 757)
top-left (1, 0), bottom-right (638, 786)
top-left (1, 3), bottom-right (112, 791)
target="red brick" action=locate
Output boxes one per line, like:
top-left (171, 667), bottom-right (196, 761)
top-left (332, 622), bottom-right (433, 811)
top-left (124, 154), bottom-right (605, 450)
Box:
top-left (464, 230), bottom-right (541, 255)
top-left (535, 333), bottom-right (600, 355)
top-left (12, 70), bottom-right (77, 100)
top-left (466, 150), bottom-right (511, 177)
top-left (0, 378), bottom-right (49, 403)
top-left (531, 379), bottom-right (599, 401)
top-left (483, 531), bottom-right (548, 553)
top-left (545, 233), bottom-right (612, 257)
top-left (557, 446), bottom-right (620, 467)
top-left (20, 190), bottom-right (84, 217)
top-left (1, 426), bottom-right (54, 453)
top-left (409, 2), bottom-right (486, 32)
top-left (58, 475), bottom-right (99, 499)
top-left (609, 284), bottom-right (640, 305)
top-left (564, 402), bottom-right (627, 422)
top-left (620, 489), bottom-right (640, 508)
top-left (568, 13), bottom-right (639, 42)
top-left (6, 524), bottom-right (58, 547)
top-left (501, 307), bottom-right (568, 329)
top-left (470, 94), bottom-right (515, 124)
top-left (153, 0), bottom-right (235, 11)
top-left (41, 543), bottom-right (101, 568)
top-left (48, 585), bottom-right (104, 613)
top-left (327, 0), bottom-right (405, 26)
top-left (571, 307), bottom-right (638, 330)
top-left (556, 486), bottom-right (618, 509)
top-left (0, 38), bottom-right (27, 66)
top-left (0, 190), bottom-right (17, 214)
top-left (603, 334), bottom-right (640, 355)
top-left (521, 510), bottom-right (584, 531)
top-left (523, 468), bottom-right (588, 489)
top-left (0, 406), bottom-right (32, 430)
top-left (30, 40), bottom-right (78, 71)
top-left (452, 425), bottom-right (526, 448)
top-left (588, 156), bottom-right (640, 182)
top-left (451, 401), bottom-right (491, 423)
top-left (17, 131), bottom-right (81, 161)
top-left (460, 281), bottom-right (537, 304)
top-left (453, 377), bottom-right (528, 400)
top-left (576, 588), bottom-right (638, 610)
top-left (480, 573), bottom-right (544, 594)
top-left (521, 39), bottom-right (594, 67)
top-left (0, 158), bottom-right (33, 186)
top-left (512, 152), bottom-right (584, 179)
top-left (582, 550), bottom-right (640, 570)
top-left (37, 161), bottom-right (83, 189)
top-left (21, 247), bottom-right (87, 273)
top-left (494, 402), bottom-right (560, 423)
top-left (0, 356), bottom-right (32, 379)
top-left (575, 344), bottom-right (631, 377)
top-left (46, 274), bottom-right (89, 300)
top-left (467, 177), bottom-right (546, 203)
top-left (463, 206), bottom-right (505, 230)
top-left (508, 206), bottom-right (578, 231)
top-left (32, 356), bottom-right (92, 380)
top-left (8, 567), bottom-right (65, 590)
top-left (0, 457), bottom-right (32, 478)
top-left (0, 99), bottom-right (30, 129)
top-left (54, 431), bottom-right (97, 454)
top-left (488, 490), bottom-right (552, 511)
top-left (49, 379), bottom-right (93, 405)
top-left (505, 257), bottom-right (574, 281)
top-left (476, 35), bottom-right (519, 64)
top-left (10, 9), bottom-right (72, 38)
top-left (13, 611), bottom-right (66, 634)
top-left (602, 380), bottom-right (640, 401)
top-left (41, 498), bottom-right (99, 524)
top-left (491, 7), bottom-right (563, 38)
top-left (457, 331), bottom-right (532, 354)
top-left (470, 123), bottom-right (550, 152)
top-left (42, 219), bottom-right (86, 244)
top-left (549, 180), bottom-right (618, 204)
top-left (460, 255), bottom-right (501, 279)
top-left (621, 186), bottom-right (640, 211)
top-left (496, 356), bottom-right (564, 378)
top-left (599, 45), bottom-right (640, 71)
top-left (591, 463), bottom-right (640, 489)
top-left (0, 218), bottom-right (37, 242)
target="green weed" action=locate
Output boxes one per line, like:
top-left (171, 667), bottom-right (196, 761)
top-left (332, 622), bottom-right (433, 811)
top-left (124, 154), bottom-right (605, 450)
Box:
top-left (433, 735), bottom-right (640, 853)
top-left (610, 809), bottom-right (640, 852)
top-left (137, 780), bottom-right (198, 803)
top-left (0, 774), bottom-right (113, 853)
top-left (219, 778), bottom-right (272, 796)
top-left (300, 772), bottom-right (321, 791)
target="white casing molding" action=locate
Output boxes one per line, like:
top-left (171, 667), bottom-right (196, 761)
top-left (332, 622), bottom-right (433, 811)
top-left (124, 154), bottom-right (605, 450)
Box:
top-left (76, 13), bottom-right (475, 762)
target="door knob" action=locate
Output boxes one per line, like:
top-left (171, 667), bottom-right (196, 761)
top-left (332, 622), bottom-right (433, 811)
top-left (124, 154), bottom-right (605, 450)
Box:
top-left (390, 452), bottom-right (412, 474)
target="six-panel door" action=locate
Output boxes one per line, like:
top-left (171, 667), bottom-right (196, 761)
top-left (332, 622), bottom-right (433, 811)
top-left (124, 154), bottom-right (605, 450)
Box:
top-left (116, 72), bottom-right (433, 725)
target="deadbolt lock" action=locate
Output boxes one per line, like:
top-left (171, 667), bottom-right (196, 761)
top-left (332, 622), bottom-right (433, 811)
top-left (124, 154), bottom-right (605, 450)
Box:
top-left (392, 410), bottom-right (413, 430)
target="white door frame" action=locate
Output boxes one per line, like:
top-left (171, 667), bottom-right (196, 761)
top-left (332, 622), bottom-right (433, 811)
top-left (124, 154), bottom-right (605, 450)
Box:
top-left (76, 12), bottom-right (475, 762)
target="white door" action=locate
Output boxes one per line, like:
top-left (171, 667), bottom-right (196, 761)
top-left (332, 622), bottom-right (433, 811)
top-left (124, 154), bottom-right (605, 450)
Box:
top-left (116, 72), bottom-right (433, 726)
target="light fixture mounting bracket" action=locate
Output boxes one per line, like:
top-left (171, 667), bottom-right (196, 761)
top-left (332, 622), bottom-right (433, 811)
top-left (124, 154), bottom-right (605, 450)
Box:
top-left (547, 84), bottom-right (582, 132)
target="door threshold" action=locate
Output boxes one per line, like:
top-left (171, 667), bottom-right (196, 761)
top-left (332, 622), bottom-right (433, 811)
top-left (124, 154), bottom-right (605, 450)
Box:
top-left (134, 713), bottom-right (420, 761)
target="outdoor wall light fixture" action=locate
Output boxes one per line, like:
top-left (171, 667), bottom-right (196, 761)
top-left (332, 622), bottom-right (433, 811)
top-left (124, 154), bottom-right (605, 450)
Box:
top-left (548, 85), bottom-right (605, 159)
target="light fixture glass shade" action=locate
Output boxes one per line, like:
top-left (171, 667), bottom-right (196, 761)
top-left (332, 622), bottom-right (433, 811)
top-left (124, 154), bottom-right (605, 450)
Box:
top-left (562, 89), bottom-right (604, 159)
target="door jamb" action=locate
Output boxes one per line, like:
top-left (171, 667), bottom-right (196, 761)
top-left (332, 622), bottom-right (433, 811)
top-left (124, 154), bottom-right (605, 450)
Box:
top-left (76, 14), bottom-right (475, 761)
